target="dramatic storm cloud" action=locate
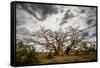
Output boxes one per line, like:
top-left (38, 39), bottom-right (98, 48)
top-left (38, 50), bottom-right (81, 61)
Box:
top-left (16, 2), bottom-right (97, 51)
top-left (17, 3), bottom-right (58, 21)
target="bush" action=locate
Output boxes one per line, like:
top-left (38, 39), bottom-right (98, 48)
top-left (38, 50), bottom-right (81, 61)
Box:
top-left (27, 48), bottom-right (39, 64)
top-left (47, 52), bottom-right (53, 59)
top-left (16, 48), bottom-right (28, 64)
top-left (16, 48), bottom-right (39, 65)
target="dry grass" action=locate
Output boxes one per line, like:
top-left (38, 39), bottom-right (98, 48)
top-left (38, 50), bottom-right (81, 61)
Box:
top-left (38, 52), bottom-right (97, 64)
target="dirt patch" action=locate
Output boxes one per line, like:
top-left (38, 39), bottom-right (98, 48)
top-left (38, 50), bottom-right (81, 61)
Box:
top-left (38, 53), bottom-right (97, 64)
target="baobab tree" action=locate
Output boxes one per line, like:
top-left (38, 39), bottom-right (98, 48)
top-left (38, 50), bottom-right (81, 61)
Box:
top-left (31, 26), bottom-right (90, 56)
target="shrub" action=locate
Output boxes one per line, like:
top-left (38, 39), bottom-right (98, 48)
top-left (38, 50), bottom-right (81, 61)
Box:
top-left (16, 48), bottom-right (28, 65)
top-left (16, 48), bottom-right (39, 65)
top-left (47, 52), bottom-right (53, 59)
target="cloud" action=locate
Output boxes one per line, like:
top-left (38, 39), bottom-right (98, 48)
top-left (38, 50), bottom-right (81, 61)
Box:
top-left (60, 20), bottom-right (67, 25)
top-left (16, 3), bottom-right (97, 44)
top-left (16, 5), bottom-right (38, 26)
top-left (17, 3), bottom-right (58, 21)
top-left (60, 9), bottom-right (75, 26)
top-left (17, 27), bottom-right (31, 36)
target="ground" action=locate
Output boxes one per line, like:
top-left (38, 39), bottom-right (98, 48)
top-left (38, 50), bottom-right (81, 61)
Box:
top-left (37, 52), bottom-right (97, 64)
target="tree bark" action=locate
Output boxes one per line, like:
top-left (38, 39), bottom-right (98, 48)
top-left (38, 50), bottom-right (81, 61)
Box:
top-left (65, 46), bottom-right (70, 55)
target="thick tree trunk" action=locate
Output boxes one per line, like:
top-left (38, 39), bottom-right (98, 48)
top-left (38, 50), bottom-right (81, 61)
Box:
top-left (53, 45), bottom-right (64, 56)
top-left (65, 40), bottom-right (75, 55)
top-left (65, 46), bottom-right (70, 55)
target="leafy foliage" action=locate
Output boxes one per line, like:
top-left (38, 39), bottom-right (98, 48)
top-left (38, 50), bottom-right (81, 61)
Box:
top-left (47, 51), bottom-right (54, 59)
top-left (16, 47), bottom-right (39, 65)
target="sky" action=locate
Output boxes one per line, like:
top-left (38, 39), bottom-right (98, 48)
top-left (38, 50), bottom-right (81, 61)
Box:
top-left (16, 2), bottom-right (97, 51)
